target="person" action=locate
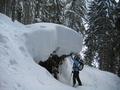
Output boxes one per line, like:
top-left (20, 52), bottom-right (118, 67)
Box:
top-left (70, 53), bottom-right (84, 87)
top-left (52, 66), bottom-right (59, 79)
top-left (50, 52), bottom-right (71, 79)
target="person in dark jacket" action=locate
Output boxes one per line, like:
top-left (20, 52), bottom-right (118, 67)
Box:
top-left (71, 53), bottom-right (83, 87)
top-left (50, 52), bottom-right (71, 79)
top-left (52, 66), bottom-right (59, 79)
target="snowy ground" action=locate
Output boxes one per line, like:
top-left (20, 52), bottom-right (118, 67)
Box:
top-left (0, 13), bottom-right (120, 90)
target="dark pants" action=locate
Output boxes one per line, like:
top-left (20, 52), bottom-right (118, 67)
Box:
top-left (73, 71), bottom-right (82, 86)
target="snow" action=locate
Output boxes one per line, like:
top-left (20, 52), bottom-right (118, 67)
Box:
top-left (116, 0), bottom-right (119, 3)
top-left (0, 13), bottom-right (120, 90)
top-left (59, 59), bottom-right (120, 90)
top-left (25, 23), bottom-right (82, 62)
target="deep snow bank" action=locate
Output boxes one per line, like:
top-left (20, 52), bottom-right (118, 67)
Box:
top-left (26, 23), bottom-right (82, 62)
top-left (0, 13), bottom-right (120, 90)
top-left (0, 13), bottom-right (82, 90)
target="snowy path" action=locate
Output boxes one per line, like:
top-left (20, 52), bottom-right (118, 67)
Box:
top-left (58, 59), bottom-right (120, 90)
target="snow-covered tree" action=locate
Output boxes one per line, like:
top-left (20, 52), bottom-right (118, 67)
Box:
top-left (84, 0), bottom-right (117, 73)
top-left (64, 0), bottom-right (86, 33)
top-left (113, 0), bottom-right (120, 77)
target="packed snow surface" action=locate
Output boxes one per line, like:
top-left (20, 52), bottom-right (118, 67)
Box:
top-left (0, 13), bottom-right (120, 90)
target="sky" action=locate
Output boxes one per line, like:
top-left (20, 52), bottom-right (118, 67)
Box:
top-left (116, 0), bottom-right (119, 2)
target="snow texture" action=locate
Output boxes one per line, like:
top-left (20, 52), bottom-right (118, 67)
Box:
top-left (0, 13), bottom-right (120, 90)
top-left (26, 23), bottom-right (82, 62)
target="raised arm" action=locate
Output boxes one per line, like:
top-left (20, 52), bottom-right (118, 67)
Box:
top-left (60, 54), bottom-right (71, 59)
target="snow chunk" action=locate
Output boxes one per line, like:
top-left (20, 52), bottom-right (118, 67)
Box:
top-left (25, 23), bottom-right (82, 62)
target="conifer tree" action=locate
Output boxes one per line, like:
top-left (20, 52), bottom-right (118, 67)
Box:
top-left (84, 0), bottom-right (117, 72)
top-left (113, 0), bottom-right (120, 76)
top-left (64, 0), bottom-right (86, 33)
